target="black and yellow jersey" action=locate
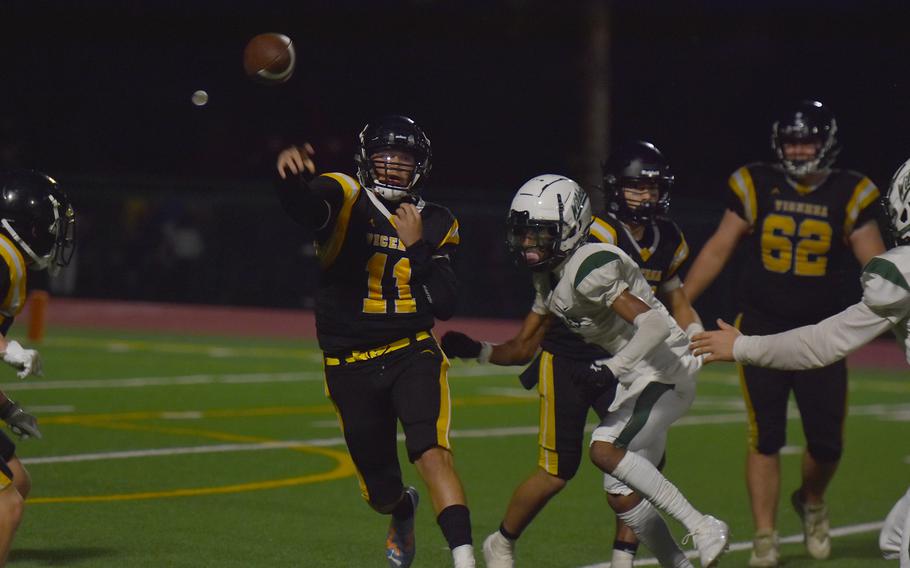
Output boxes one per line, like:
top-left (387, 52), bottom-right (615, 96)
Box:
top-left (279, 172), bottom-right (459, 354)
top-left (726, 162), bottom-right (882, 327)
top-left (539, 214), bottom-right (691, 360)
top-left (0, 234), bottom-right (27, 335)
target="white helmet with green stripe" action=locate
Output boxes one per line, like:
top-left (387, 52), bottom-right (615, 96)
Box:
top-left (885, 158), bottom-right (910, 246)
top-left (507, 174), bottom-right (592, 271)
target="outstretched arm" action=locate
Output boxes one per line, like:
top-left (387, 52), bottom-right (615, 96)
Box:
top-left (691, 302), bottom-right (893, 368)
top-left (441, 311), bottom-right (549, 366)
top-left (275, 144), bottom-right (345, 232)
top-left (682, 210), bottom-right (750, 303)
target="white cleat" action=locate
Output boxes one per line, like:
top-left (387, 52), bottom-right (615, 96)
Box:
top-left (452, 543), bottom-right (476, 568)
top-left (685, 514), bottom-right (730, 567)
top-left (791, 490), bottom-right (831, 560)
top-left (748, 530), bottom-right (780, 567)
top-left (482, 531), bottom-right (515, 568)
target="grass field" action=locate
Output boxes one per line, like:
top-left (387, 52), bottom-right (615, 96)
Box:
top-left (5, 326), bottom-right (909, 567)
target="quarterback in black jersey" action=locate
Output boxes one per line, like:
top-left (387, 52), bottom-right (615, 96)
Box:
top-left (0, 170), bottom-right (75, 566)
top-left (276, 116), bottom-right (474, 568)
top-left (685, 101), bottom-right (886, 566)
top-left (442, 142), bottom-right (702, 568)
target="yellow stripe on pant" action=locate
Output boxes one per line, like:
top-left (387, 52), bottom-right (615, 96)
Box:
top-left (537, 351), bottom-right (558, 475)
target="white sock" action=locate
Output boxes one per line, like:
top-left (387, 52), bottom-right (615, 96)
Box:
top-left (612, 451), bottom-right (703, 531)
top-left (618, 499), bottom-right (693, 568)
top-left (452, 543), bottom-right (476, 568)
top-left (609, 548), bottom-right (635, 568)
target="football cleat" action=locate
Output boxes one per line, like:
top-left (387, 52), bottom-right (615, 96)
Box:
top-left (683, 514), bottom-right (730, 567)
top-left (791, 490), bottom-right (831, 559)
top-left (482, 531), bottom-right (515, 568)
top-left (748, 529), bottom-right (780, 567)
top-left (386, 487), bottom-right (419, 568)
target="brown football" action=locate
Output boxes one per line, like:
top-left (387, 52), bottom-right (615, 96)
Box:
top-left (243, 33), bottom-right (295, 84)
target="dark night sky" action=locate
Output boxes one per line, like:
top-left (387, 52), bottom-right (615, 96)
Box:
top-left (2, 0), bottom-right (909, 199)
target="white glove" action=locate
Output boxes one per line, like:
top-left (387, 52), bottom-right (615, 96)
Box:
top-left (2, 341), bottom-right (43, 379)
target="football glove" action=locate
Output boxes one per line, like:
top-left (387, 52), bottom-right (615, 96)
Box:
top-left (0, 400), bottom-right (41, 439)
top-left (440, 331), bottom-right (482, 359)
top-left (2, 340), bottom-right (42, 379)
top-left (586, 359), bottom-right (619, 390)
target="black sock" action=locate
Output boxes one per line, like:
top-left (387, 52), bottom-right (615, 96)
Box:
top-left (391, 491), bottom-right (415, 520)
top-left (437, 504), bottom-right (472, 549)
top-left (499, 522), bottom-right (520, 541)
top-left (613, 539), bottom-right (639, 554)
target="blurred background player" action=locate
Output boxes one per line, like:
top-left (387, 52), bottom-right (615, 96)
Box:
top-left (275, 115), bottom-right (475, 568)
top-left (690, 154), bottom-right (910, 567)
top-left (0, 170), bottom-right (76, 566)
top-left (683, 100), bottom-right (886, 566)
top-left (441, 142), bottom-right (702, 568)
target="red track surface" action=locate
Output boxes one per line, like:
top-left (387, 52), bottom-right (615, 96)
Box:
top-left (25, 298), bottom-right (909, 371)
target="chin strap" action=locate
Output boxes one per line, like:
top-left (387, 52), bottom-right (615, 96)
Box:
top-left (0, 219), bottom-right (46, 269)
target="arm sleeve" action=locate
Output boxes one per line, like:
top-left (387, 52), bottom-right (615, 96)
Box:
top-left (408, 239), bottom-right (458, 321)
top-left (275, 173), bottom-right (346, 236)
top-left (604, 309), bottom-right (671, 378)
top-left (732, 302), bottom-right (893, 369)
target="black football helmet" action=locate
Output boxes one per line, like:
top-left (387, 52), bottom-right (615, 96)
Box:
top-left (0, 170), bottom-right (76, 273)
top-left (355, 115), bottom-right (432, 201)
top-left (602, 140), bottom-right (673, 224)
top-left (771, 100), bottom-right (840, 177)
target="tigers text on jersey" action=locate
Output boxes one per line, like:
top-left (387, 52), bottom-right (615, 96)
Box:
top-left (727, 163), bottom-right (882, 327)
top-left (306, 173), bottom-right (459, 353)
top-left (539, 215), bottom-right (691, 360)
top-left (532, 243), bottom-right (694, 385)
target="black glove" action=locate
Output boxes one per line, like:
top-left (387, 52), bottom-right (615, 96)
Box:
top-left (580, 360), bottom-right (617, 391)
top-left (0, 400), bottom-right (41, 439)
top-left (440, 331), bottom-right (482, 359)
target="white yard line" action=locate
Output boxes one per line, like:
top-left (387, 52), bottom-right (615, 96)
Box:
top-left (576, 521), bottom-right (885, 567)
top-left (21, 401), bottom-right (910, 465)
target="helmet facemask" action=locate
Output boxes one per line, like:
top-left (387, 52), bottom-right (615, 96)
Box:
top-left (884, 158), bottom-right (910, 247)
top-left (355, 116), bottom-right (432, 202)
top-left (507, 210), bottom-right (563, 271)
top-left (607, 175), bottom-right (671, 224)
top-left (771, 102), bottom-right (840, 178)
top-left (2, 194), bottom-right (76, 274)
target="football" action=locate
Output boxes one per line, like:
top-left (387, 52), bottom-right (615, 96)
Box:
top-left (243, 33), bottom-right (296, 84)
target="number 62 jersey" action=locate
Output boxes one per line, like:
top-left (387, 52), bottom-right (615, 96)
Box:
top-left (727, 162), bottom-right (882, 327)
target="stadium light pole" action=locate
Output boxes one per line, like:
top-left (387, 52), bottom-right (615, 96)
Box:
top-left (583, 0), bottom-right (611, 210)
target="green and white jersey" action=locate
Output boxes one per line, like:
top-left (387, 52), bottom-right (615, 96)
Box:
top-left (531, 243), bottom-right (695, 385)
top-left (861, 246), bottom-right (910, 362)
top-left (734, 245), bottom-right (910, 367)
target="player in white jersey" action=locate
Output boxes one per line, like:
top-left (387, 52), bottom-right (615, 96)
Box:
top-left (690, 156), bottom-right (910, 565)
top-left (507, 175), bottom-right (729, 567)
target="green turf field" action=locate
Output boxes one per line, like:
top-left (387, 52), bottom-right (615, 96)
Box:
top-left (5, 327), bottom-right (908, 567)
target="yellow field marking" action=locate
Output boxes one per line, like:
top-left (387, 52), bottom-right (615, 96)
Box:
top-left (43, 336), bottom-right (318, 360)
top-left (27, 393), bottom-right (539, 504)
top-left (29, 420), bottom-right (355, 504)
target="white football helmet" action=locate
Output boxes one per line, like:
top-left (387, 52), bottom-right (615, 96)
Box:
top-left (507, 174), bottom-right (592, 271)
top-left (885, 157), bottom-right (910, 246)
